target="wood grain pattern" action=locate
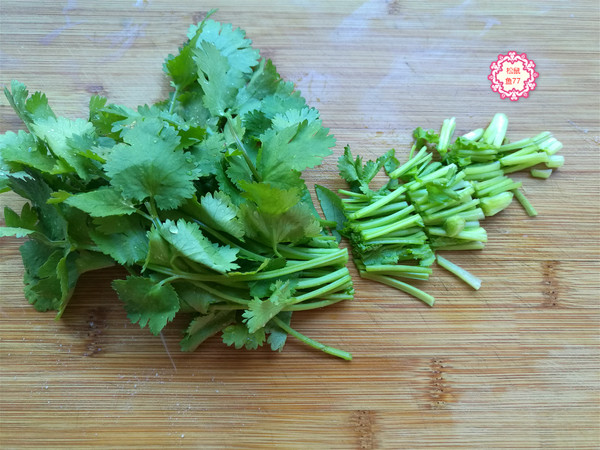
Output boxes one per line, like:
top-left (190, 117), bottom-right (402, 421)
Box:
top-left (1, 1), bottom-right (598, 448)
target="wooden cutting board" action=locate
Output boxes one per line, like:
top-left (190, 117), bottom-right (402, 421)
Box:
top-left (1, 1), bottom-right (598, 448)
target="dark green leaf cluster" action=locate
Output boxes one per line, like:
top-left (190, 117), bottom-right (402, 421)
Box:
top-left (0, 15), bottom-right (352, 360)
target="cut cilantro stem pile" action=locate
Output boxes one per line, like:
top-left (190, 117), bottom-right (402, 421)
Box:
top-left (0, 13), bottom-right (354, 360)
top-left (317, 113), bottom-right (564, 305)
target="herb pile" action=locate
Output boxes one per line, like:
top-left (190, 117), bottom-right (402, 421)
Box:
top-left (317, 113), bottom-right (564, 304)
top-left (0, 13), bottom-right (565, 361)
top-left (0, 15), bottom-right (354, 360)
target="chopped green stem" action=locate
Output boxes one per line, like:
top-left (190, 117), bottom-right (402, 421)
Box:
top-left (427, 226), bottom-right (488, 242)
top-left (294, 268), bottom-right (350, 290)
top-left (500, 152), bottom-right (549, 167)
top-left (367, 234), bottom-right (427, 246)
top-left (462, 128), bottom-right (484, 141)
top-left (271, 316), bottom-right (352, 361)
top-left (351, 204), bottom-right (415, 232)
top-left (406, 164), bottom-right (457, 191)
top-left (513, 188), bottom-right (538, 217)
top-left (361, 213), bottom-right (423, 241)
top-left (349, 186), bottom-right (406, 220)
top-left (422, 198), bottom-right (480, 225)
top-left (364, 264), bottom-right (432, 274)
top-left (431, 241), bottom-right (485, 251)
top-left (530, 168), bottom-right (552, 179)
top-left (389, 146), bottom-right (431, 179)
top-left (476, 177), bottom-right (522, 197)
top-left (498, 131), bottom-right (551, 152)
top-left (294, 275), bottom-right (353, 303)
top-left (546, 155), bottom-right (564, 168)
top-left (345, 201), bottom-right (409, 218)
top-left (284, 296), bottom-right (349, 311)
top-left (480, 191), bottom-right (514, 216)
top-left (360, 272), bottom-right (435, 306)
top-left (482, 113), bottom-right (508, 147)
top-left (464, 169), bottom-right (505, 181)
top-left (438, 117), bottom-right (456, 154)
top-left (436, 254), bottom-right (481, 290)
top-left (277, 245), bottom-right (342, 260)
top-left (338, 189), bottom-right (370, 198)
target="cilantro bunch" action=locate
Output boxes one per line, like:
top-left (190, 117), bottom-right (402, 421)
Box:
top-left (0, 14), bottom-right (353, 360)
top-left (318, 114), bottom-right (564, 304)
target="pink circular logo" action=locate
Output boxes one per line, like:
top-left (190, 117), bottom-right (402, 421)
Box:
top-left (489, 51), bottom-right (539, 101)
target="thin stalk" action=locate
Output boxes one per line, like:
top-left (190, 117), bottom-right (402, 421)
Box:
top-left (294, 268), bottom-right (349, 290)
top-left (294, 276), bottom-right (353, 303)
top-left (271, 316), bottom-right (352, 361)
top-left (226, 116), bottom-right (261, 182)
top-left (436, 254), bottom-right (482, 290)
top-left (284, 296), bottom-right (349, 311)
top-left (360, 272), bottom-right (435, 306)
top-left (361, 213), bottom-right (423, 241)
top-left (513, 189), bottom-right (538, 217)
top-left (349, 186), bottom-right (407, 220)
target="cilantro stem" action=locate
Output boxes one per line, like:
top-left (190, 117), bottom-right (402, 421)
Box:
top-left (294, 275), bottom-right (353, 303)
top-left (482, 113), bottom-right (508, 147)
top-left (148, 249), bottom-right (348, 283)
top-left (187, 280), bottom-right (249, 305)
top-left (270, 316), bottom-right (352, 361)
top-left (436, 254), bottom-right (481, 290)
top-left (349, 186), bottom-right (406, 220)
top-left (294, 267), bottom-right (349, 290)
top-left (192, 218), bottom-right (268, 262)
top-left (284, 296), bottom-right (350, 311)
top-left (167, 86), bottom-right (179, 114)
top-left (226, 116), bottom-right (261, 182)
top-left (359, 272), bottom-right (435, 306)
top-left (361, 213), bottom-right (423, 241)
top-left (513, 188), bottom-right (538, 217)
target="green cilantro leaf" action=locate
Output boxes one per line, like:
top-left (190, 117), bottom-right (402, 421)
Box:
top-left (194, 41), bottom-right (247, 116)
top-left (265, 311), bottom-right (292, 351)
top-left (0, 130), bottom-right (57, 174)
top-left (31, 116), bottom-right (96, 179)
top-left (239, 181), bottom-right (301, 215)
top-left (240, 202), bottom-right (322, 251)
top-left (0, 227), bottom-right (35, 238)
top-left (190, 133), bottom-right (226, 177)
top-left (222, 323), bottom-right (265, 350)
top-left (180, 310), bottom-right (236, 351)
top-left (65, 186), bottom-right (137, 217)
top-left (104, 119), bottom-right (197, 210)
top-left (315, 184), bottom-right (346, 242)
top-left (242, 280), bottom-right (295, 333)
top-left (197, 191), bottom-right (245, 240)
top-left (90, 226), bottom-right (149, 266)
top-left (112, 276), bottom-right (180, 335)
top-left (159, 219), bottom-right (240, 273)
top-left (3, 81), bottom-right (56, 127)
top-left (258, 119), bottom-right (335, 185)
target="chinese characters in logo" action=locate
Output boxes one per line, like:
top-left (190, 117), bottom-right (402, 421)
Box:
top-left (489, 52), bottom-right (539, 101)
